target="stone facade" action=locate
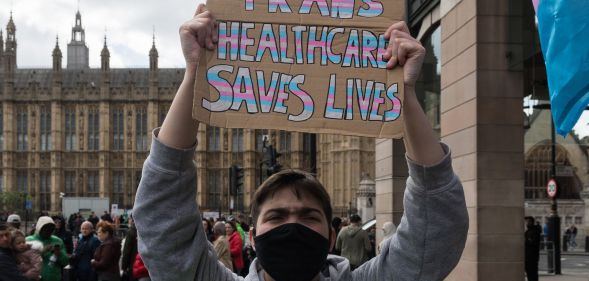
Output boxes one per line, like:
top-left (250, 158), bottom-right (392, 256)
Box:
top-left (0, 12), bottom-right (375, 217)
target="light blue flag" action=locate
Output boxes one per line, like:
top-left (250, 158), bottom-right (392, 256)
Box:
top-left (536, 0), bottom-right (589, 135)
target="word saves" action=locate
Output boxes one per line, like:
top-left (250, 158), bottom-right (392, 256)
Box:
top-left (203, 65), bottom-right (401, 122)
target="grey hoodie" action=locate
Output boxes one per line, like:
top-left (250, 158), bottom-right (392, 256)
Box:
top-left (134, 130), bottom-right (468, 281)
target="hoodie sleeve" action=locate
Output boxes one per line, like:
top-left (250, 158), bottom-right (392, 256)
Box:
top-left (352, 143), bottom-right (468, 281)
top-left (133, 129), bottom-right (243, 281)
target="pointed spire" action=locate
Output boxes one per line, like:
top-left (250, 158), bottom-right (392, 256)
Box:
top-left (101, 32), bottom-right (110, 57)
top-left (53, 35), bottom-right (62, 56)
top-left (7, 10), bottom-right (16, 34)
top-left (150, 26), bottom-right (158, 57)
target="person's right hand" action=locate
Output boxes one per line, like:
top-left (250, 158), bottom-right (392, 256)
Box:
top-left (179, 4), bottom-right (218, 72)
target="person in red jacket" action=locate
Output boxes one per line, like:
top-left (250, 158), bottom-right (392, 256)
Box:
top-left (225, 221), bottom-right (243, 274)
top-left (132, 253), bottom-right (150, 281)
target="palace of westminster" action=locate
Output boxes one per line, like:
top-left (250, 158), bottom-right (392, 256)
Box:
top-left (0, 11), bottom-right (375, 216)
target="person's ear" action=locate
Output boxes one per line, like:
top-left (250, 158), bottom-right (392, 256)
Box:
top-left (329, 226), bottom-right (336, 251)
top-left (249, 228), bottom-right (256, 251)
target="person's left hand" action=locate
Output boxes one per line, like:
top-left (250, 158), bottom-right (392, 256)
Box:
top-left (383, 21), bottom-right (426, 89)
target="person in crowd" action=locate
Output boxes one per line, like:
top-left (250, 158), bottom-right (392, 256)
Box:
top-left (330, 217), bottom-right (343, 254)
top-left (335, 214), bottom-right (371, 270)
top-left (121, 216), bottom-right (138, 281)
top-left (132, 4), bottom-right (468, 280)
top-left (71, 221), bottom-right (100, 281)
top-left (0, 223), bottom-right (30, 281)
top-left (88, 212), bottom-right (99, 228)
top-left (237, 214), bottom-right (250, 232)
top-left (225, 221), bottom-right (244, 274)
top-left (202, 218), bottom-right (214, 242)
top-left (212, 222), bottom-right (233, 271)
top-left (367, 225), bottom-right (376, 259)
top-left (52, 216), bottom-right (74, 255)
top-left (228, 216), bottom-right (245, 247)
top-left (101, 211), bottom-right (114, 223)
top-left (568, 225), bottom-right (578, 249)
top-left (378, 222), bottom-right (397, 254)
top-left (91, 221), bottom-right (121, 281)
top-left (68, 213), bottom-right (78, 233)
top-left (525, 217), bottom-right (541, 281)
top-left (7, 214), bottom-right (21, 230)
top-left (26, 216), bottom-right (69, 281)
top-left (132, 253), bottom-right (150, 281)
top-left (11, 229), bottom-right (43, 280)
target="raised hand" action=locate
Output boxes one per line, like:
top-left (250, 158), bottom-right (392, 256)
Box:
top-left (179, 4), bottom-right (218, 72)
top-left (383, 21), bottom-right (426, 89)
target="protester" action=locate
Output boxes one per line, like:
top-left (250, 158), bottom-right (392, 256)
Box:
top-left (26, 216), bottom-right (69, 281)
top-left (228, 216), bottom-right (245, 247)
top-left (71, 221), bottom-right (100, 281)
top-left (330, 217), bottom-right (343, 255)
top-left (378, 222), bottom-right (397, 254)
top-left (212, 222), bottom-right (233, 271)
top-left (202, 218), bottom-right (214, 242)
top-left (335, 214), bottom-right (371, 270)
top-left (0, 223), bottom-right (30, 281)
top-left (121, 216), bottom-right (138, 281)
top-left (52, 216), bottom-right (74, 255)
top-left (7, 214), bottom-right (21, 229)
top-left (525, 217), bottom-right (541, 281)
top-left (101, 211), bottom-right (114, 223)
top-left (225, 221), bottom-right (244, 274)
top-left (133, 4), bottom-right (468, 280)
top-left (88, 212), bottom-right (99, 228)
top-left (91, 221), bottom-right (122, 281)
top-left (68, 213), bottom-right (78, 233)
top-left (132, 253), bottom-right (150, 281)
top-left (11, 229), bottom-right (43, 280)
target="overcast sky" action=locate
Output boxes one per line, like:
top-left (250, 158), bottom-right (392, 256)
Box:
top-left (0, 0), bottom-right (204, 68)
top-left (1, 0), bottom-right (588, 137)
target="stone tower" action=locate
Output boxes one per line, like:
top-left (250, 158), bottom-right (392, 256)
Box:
top-left (4, 12), bottom-right (17, 73)
top-left (67, 10), bottom-right (89, 69)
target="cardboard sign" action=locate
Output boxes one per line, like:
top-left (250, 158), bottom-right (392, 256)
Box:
top-left (193, 0), bottom-right (406, 138)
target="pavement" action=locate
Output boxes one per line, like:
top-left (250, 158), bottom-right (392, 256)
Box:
top-left (540, 274), bottom-right (589, 281)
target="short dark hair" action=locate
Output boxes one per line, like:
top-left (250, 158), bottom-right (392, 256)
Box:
top-left (350, 214), bottom-right (362, 223)
top-left (250, 169), bottom-right (332, 228)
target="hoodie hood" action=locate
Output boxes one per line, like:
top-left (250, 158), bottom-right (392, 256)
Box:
top-left (382, 222), bottom-right (397, 239)
top-left (344, 224), bottom-right (362, 237)
top-left (35, 216), bottom-right (55, 235)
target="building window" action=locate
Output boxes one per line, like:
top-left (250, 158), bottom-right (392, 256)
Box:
top-left (88, 109), bottom-right (100, 151)
top-left (135, 170), bottom-right (142, 194)
top-left (159, 107), bottom-right (168, 127)
top-left (112, 171), bottom-right (124, 206)
top-left (256, 129), bottom-right (268, 152)
top-left (232, 129), bottom-right (244, 152)
top-left (87, 171), bottom-right (99, 197)
top-left (17, 109), bottom-right (28, 151)
top-left (16, 170), bottom-right (27, 193)
top-left (65, 109), bottom-right (76, 151)
top-left (40, 172), bottom-right (51, 211)
top-left (112, 109), bottom-right (124, 151)
top-left (574, 217), bottom-right (582, 225)
top-left (65, 172), bottom-right (76, 196)
top-left (416, 24), bottom-right (441, 136)
top-left (136, 108), bottom-right (147, 151)
top-left (207, 126), bottom-right (221, 152)
top-left (40, 106), bottom-right (52, 151)
top-left (207, 170), bottom-right (220, 210)
top-left (0, 173), bottom-right (3, 192)
top-left (279, 131), bottom-right (291, 152)
top-left (0, 108), bottom-right (3, 151)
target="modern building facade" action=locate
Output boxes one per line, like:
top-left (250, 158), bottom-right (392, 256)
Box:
top-left (0, 11), bottom-right (375, 218)
top-left (375, 0), bottom-right (588, 280)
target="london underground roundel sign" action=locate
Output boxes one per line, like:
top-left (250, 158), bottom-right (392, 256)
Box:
top-left (546, 178), bottom-right (558, 199)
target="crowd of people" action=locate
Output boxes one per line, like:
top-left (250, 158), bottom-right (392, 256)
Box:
top-left (200, 213), bottom-right (398, 277)
top-left (1, 210), bottom-right (398, 281)
top-left (0, 211), bottom-right (149, 281)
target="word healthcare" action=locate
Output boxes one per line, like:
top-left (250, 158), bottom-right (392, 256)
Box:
top-left (194, 0), bottom-right (406, 138)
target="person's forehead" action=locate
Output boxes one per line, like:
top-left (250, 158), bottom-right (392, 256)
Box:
top-left (259, 188), bottom-right (325, 216)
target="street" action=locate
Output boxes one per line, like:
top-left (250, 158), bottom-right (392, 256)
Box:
top-left (540, 253), bottom-right (589, 276)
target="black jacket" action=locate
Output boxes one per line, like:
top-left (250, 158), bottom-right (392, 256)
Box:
top-left (0, 247), bottom-right (30, 281)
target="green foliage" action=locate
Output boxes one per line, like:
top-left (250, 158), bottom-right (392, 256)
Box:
top-left (0, 191), bottom-right (26, 214)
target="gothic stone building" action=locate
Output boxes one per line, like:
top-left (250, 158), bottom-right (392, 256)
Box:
top-left (0, 11), bottom-right (375, 217)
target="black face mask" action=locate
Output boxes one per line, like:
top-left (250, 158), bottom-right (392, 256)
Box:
top-left (254, 223), bottom-right (330, 281)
